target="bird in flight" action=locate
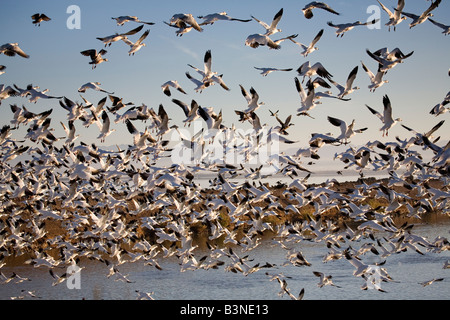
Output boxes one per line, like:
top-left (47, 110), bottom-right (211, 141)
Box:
top-left (31, 13), bottom-right (51, 26)
top-left (302, 2), bottom-right (340, 19)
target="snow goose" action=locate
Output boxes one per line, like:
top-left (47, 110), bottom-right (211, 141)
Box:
top-left (170, 13), bottom-right (204, 32)
top-left (377, 0), bottom-right (406, 31)
top-left (0, 85), bottom-right (19, 105)
top-left (327, 19), bottom-right (380, 37)
top-left (197, 12), bottom-right (252, 25)
top-left (161, 80), bottom-right (187, 97)
top-left (313, 271), bottom-right (341, 288)
top-left (296, 61), bottom-right (333, 83)
top-left (198, 105), bottom-right (223, 131)
top-left (366, 47), bottom-right (414, 72)
top-left (327, 116), bottom-right (367, 144)
top-left (13, 84), bottom-right (62, 103)
top-left (244, 33), bottom-right (282, 49)
top-left (429, 92), bottom-right (449, 116)
top-left (0, 43), bottom-right (30, 58)
top-left (251, 8), bottom-right (284, 36)
top-left (80, 49), bottom-right (108, 69)
top-left (107, 95), bottom-right (134, 114)
top-left (31, 13), bottom-right (51, 26)
top-left (185, 71), bottom-right (211, 92)
top-left (78, 82), bottom-right (114, 94)
top-left (302, 2), bottom-right (340, 19)
top-left (289, 29), bottom-right (324, 57)
top-left (188, 50), bottom-right (230, 91)
top-left (361, 61), bottom-right (389, 92)
top-left (428, 18), bottom-right (450, 35)
top-left (328, 65), bottom-right (359, 99)
top-left (121, 29), bottom-right (150, 56)
top-left (366, 95), bottom-right (401, 137)
top-left (163, 20), bottom-right (194, 36)
top-left (295, 77), bottom-right (320, 118)
top-left (60, 120), bottom-right (79, 145)
top-left (275, 114), bottom-right (294, 135)
top-left (418, 278), bottom-right (444, 287)
top-left (171, 98), bottom-right (200, 126)
top-left (111, 16), bottom-right (155, 26)
top-left (97, 110), bottom-right (115, 142)
top-left (402, 0), bottom-right (441, 28)
top-left (237, 85), bottom-right (264, 114)
top-left (96, 25), bottom-right (144, 47)
top-left (253, 67), bottom-right (293, 76)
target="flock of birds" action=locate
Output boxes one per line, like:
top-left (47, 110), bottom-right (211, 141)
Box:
top-left (0, 1), bottom-right (449, 300)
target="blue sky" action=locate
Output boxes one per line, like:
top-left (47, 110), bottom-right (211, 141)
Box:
top-left (1, 0), bottom-right (449, 152)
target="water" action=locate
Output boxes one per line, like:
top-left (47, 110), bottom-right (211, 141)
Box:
top-left (1, 221), bottom-right (449, 300)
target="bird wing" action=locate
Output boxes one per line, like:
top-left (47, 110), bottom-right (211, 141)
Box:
top-left (171, 99), bottom-right (190, 117)
top-left (422, 0), bottom-right (441, 17)
top-left (428, 18), bottom-right (448, 30)
top-left (366, 104), bottom-right (384, 122)
top-left (136, 29), bottom-right (150, 44)
top-left (376, 0), bottom-right (393, 17)
top-left (270, 8), bottom-right (284, 29)
top-left (121, 24), bottom-right (144, 36)
top-left (345, 66), bottom-right (358, 89)
top-left (382, 95), bottom-right (393, 121)
top-left (310, 29), bottom-right (324, 47)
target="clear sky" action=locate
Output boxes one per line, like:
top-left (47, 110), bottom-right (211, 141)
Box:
top-left (1, 0), bottom-right (449, 156)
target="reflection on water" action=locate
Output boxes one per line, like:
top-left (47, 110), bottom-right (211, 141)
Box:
top-left (1, 221), bottom-right (449, 300)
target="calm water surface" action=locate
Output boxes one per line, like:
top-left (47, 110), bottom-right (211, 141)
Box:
top-left (1, 221), bottom-right (449, 300)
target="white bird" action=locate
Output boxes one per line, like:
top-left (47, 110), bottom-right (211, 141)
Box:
top-left (313, 271), bottom-right (341, 288)
top-left (163, 20), bottom-right (194, 36)
top-left (327, 116), bottom-right (367, 144)
top-left (377, 0), bottom-right (407, 31)
top-left (0, 43), bottom-right (30, 58)
top-left (251, 8), bottom-right (284, 36)
top-left (245, 33), bottom-right (298, 50)
top-left (96, 25), bottom-right (144, 47)
top-left (97, 111), bottom-right (115, 142)
top-left (254, 67), bottom-right (293, 77)
top-left (418, 278), bottom-right (444, 287)
top-left (289, 29), bottom-right (324, 57)
top-left (188, 50), bottom-right (230, 91)
top-left (328, 65), bottom-right (359, 99)
top-left (122, 29), bottom-right (150, 56)
top-left (361, 61), bottom-right (389, 92)
top-left (111, 16), bottom-right (155, 26)
top-left (78, 82), bottom-right (114, 94)
top-left (171, 99), bottom-right (200, 126)
top-left (170, 13), bottom-right (204, 32)
top-left (429, 92), bottom-right (450, 116)
top-left (80, 49), bottom-right (108, 69)
top-left (366, 47), bottom-right (414, 72)
top-left (236, 85), bottom-right (264, 115)
top-left (161, 80), bottom-right (187, 97)
top-left (0, 84), bottom-right (19, 105)
top-left (60, 120), bottom-right (79, 144)
top-left (297, 61), bottom-right (333, 83)
top-left (366, 95), bottom-right (401, 137)
top-left (327, 19), bottom-right (380, 37)
top-left (13, 84), bottom-right (62, 103)
top-left (428, 18), bottom-right (450, 35)
top-left (185, 72), bottom-right (211, 93)
top-left (197, 12), bottom-right (252, 25)
top-left (295, 77), bottom-right (320, 118)
top-left (302, 2), bottom-right (340, 19)
top-left (402, 0), bottom-right (441, 28)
